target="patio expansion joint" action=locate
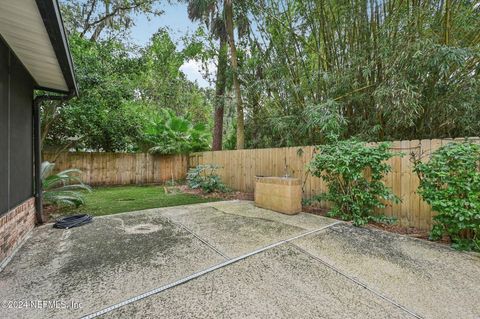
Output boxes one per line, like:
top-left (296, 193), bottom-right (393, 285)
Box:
top-left (79, 221), bottom-right (342, 319)
top-left (209, 206), bottom-right (281, 224)
top-left (288, 242), bottom-right (424, 319)
top-left (163, 216), bottom-right (231, 260)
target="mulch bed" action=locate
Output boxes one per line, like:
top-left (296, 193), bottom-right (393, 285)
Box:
top-left (301, 204), bottom-right (452, 245)
top-left (367, 222), bottom-right (429, 239)
top-left (302, 205), bottom-right (330, 216)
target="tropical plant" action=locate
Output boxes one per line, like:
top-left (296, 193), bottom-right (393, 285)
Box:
top-left (142, 109), bottom-right (210, 155)
top-left (187, 164), bottom-right (228, 193)
top-left (41, 161), bottom-right (91, 207)
top-left (414, 142), bottom-right (480, 251)
top-left (309, 140), bottom-right (400, 226)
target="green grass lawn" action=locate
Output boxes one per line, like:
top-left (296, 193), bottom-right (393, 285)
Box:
top-left (56, 185), bottom-right (220, 217)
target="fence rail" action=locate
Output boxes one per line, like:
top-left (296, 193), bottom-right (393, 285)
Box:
top-left (190, 138), bottom-right (480, 230)
top-left (43, 152), bottom-right (188, 186)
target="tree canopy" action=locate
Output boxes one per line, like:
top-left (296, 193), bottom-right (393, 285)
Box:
top-left (238, 0), bottom-right (480, 147)
top-left (44, 0), bottom-right (480, 154)
top-left (43, 29), bottom-right (212, 153)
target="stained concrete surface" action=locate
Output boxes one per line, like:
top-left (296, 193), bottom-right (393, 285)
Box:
top-left (293, 223), bottom-right (480, 319)
top-left (0, 208), bottom-right (226, 319)
top-left (103, 245), bottom-right (412, 319)
top-left (157, 201), bottom-right (334, 258)
top-left (0, 200), bottom-right (478, 319)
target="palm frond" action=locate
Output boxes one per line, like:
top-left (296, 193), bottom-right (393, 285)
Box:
top-left (41, 161), bottom-right (91, 208)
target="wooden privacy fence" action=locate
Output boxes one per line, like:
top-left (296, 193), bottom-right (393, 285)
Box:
top-left (43, 152), bottom-right (188, 186)
top-left (190, 138), bottom-right (480, 230)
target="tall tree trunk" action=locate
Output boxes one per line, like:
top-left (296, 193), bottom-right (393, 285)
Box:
top-left (212, 36), bottom-right (228, 151)
top-left (224, 0), bottom-right (245, 149)
top-left (443, 0), bottom-right (451, 45)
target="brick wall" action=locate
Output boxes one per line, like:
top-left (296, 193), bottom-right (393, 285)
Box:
top-left (0, 197), bottom-right (36, 265)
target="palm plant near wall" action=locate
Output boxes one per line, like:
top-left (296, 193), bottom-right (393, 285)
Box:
top-left (41, 161), bottom-right (91, 207)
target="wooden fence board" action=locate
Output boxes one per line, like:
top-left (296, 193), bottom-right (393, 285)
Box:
top-left (45, 137), bottom-right (478, 231)
top-left (43, 152), bottom-right (188, 186)
top-left (193, 138), bottom-right (479, 230)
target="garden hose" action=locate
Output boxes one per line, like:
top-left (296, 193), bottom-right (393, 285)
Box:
top-left (53, 214), bottom-right (93, 229)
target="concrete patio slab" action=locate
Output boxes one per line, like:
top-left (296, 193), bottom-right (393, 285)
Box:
top-left (293, 223), bottom-right (480, 319)
top-left (103, 245), bottom-right (413, 319)
top-left (0, 209), bottom-right (226, 319)
top-left (0, 200), bottom-right (478, 319)
top-left (158, 200), bottom-right (336, 257)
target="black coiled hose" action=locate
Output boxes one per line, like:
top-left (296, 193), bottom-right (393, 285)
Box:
top-left (53, 214), bottom-right (93, 229)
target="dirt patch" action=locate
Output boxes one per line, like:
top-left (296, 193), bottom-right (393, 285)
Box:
top-left (178, 185), bottom-right (254, 201)
top-left (43, 204), bottom-right (65, 222)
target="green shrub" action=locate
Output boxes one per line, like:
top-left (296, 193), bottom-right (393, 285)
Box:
top-left (309, 140), bottom-right (400, 226)
top-left (187, 164), bottom-right (228, 193)
top-left (414, 142), bottom-right (480, 251)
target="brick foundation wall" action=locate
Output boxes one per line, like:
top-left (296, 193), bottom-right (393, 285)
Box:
top-left (0, 197), bottom-right (36, 264)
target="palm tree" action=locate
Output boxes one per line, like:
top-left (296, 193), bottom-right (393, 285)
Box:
top-left (224, 0), bottom-right (245, 149)
top-left (187, 0), bottom-right (228, 151)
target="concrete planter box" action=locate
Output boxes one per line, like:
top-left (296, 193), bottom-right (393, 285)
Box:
top-left (254, 176), bottom-right (302, 215)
